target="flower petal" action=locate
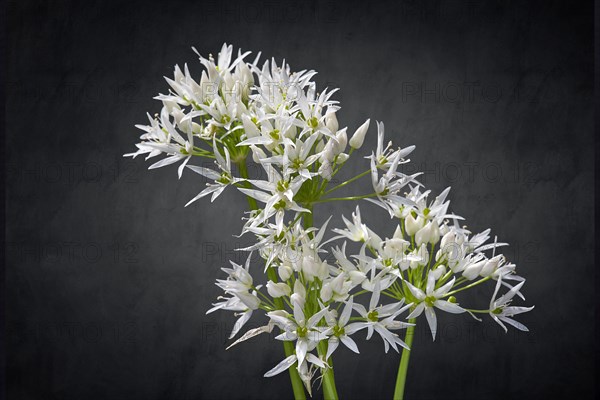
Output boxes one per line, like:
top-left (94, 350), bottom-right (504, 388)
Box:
top-left (264, 355), bottom-right (297, 377)
top-left (434, 300), bottom-right (465, 314)
top-left (425, 307), bottom-right (437, 341)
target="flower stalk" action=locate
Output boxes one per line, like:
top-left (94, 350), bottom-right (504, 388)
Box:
top-left (393, 319), bottom-right (415, 400)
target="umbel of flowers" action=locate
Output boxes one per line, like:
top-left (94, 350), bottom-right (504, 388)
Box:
top-left (126, 43), bottom-right (534, 400)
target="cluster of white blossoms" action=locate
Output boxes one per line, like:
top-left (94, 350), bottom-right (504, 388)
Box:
top-left (126, 43), bottom-right (534, 396)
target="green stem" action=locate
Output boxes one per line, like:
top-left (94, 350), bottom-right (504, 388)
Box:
top-left (443, 276), bottom-right (491, 298)
top-left (324, 169), bottom-right (371, 195)
top-left (393, 319), bottom-right (416, 400)
top-left (312, 193), bottom-right (378, 204)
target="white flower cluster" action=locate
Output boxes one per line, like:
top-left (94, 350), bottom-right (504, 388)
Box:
top-left (126, 43), bottom-right (534, 396)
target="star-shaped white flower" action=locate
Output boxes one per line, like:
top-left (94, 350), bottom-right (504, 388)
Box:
top-left (405, 274), bottom-right (466, 340)
top-left (489, 278), bottom-right (534, 332)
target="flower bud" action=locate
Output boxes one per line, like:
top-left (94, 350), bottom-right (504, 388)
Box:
top-left (320, 283), bottom-right (333, 302)
top-left (267, 281), bottom-right (291, 298)
top-left (192, 122), bottom-right (202, 134)
top-left (319, 161), bottom-right (333, 181)
top-left (349, 118), bottom-right (370, 149)
top-left (232, 267), bottom-right (253, 287)
top-left (415, 221), bottom-right (440, 247)
top-left (236, 291), bottom-right (261, 310)
top-left (333, 128), bottom-right (348, 154)
top-left (405, 213), bottom-right (421, 236)
top-left (321, 141), bottom-right (336, 162)
top-left (393, 225), bottom-right (403, 239)
top-left (291, 293), bottom-right (305, 308)
top-left (431, 265), bottom-right (446, 280)
top-left (331, 273), bottom-right (346, 293)
top-left (293, 280), bottom-right (306, 299)
top-left (480, 255), bottom-right (504, 277)
top-left (250, 145), bottom-right (267, 164)
top-left (242, 114), bottom-right (260, 138)
top-left (336, 153), bottom-right (349, 163)
top-left (349, 270), bottom-right (367, 285)
top-left (462, 260), bottom-right (486, 280)
top-left (325, 111), bottom-right (339, 134)
top-left (238, 61), bottom-right (254, 86)
top-left (440, 231), bottom-right (456, 252)
top-left (278, 264), bottom-right (293, 281)
top-left (386, 238), bottom-right (409, 254)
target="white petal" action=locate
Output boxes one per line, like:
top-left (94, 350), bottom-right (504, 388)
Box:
top-left (148, 154), bottom-right (183, 169)
top-left (434, 300), bottom-right (465, 314)
top-left (407, 303), bottom-right (425, 319)
top-left (344, 322), bottom-right (369, 335)
top-left (425, 273), bottom-right (436, 294)
top-left (229, 311), bottom-right (252, 339)
top-left (187, 165), bottom-right (220, 180)
top-left (296, 339), bottom-right (308, 366)
top-left (226, 323), bottom-right (273, 350)
top-left (340, 335), bottom-right (360, 354)
top-left (370, 280), bottom-right (381, 311)
top-left (307, 307), bottom-right (329, 328)
top-left (340, 297), bottom-right (354, 326)
top-left (264, 355), bottom-right (297, 377)
top-left (184, 185), bottom-right (221, 207)
top-left (425, 307), bottom-right (437, 341)
top-left (500, 316), bottom-right (529, 332)
top-left (326, 338), bottom-right (339, 360)
top-left (433, 277), bottom-right (456, 297)
top-left (404, 281), bottom-right (426, 301)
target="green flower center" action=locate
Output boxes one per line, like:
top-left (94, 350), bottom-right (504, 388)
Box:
top-left (367, 310), bottom-right (379, 322)
top-left (274, 199), bottom-right (287, 210)
top-left (217, 173), bottom-right (231, 185)
top-left (333, 325), bottom-right (345, 337)
top-left (276, 179), bottom-right (289, 192)
top-left (425, 296), bottom-right (436, 307)
top-left (297, 326), bottom-right (308, 338)
top-left (291, 158), bottom-right (303, 170)
top-left (269, 129), bottom-right (280, 140)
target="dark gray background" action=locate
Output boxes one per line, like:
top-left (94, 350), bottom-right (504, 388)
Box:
top-left (5, 1), bottom-right (595, 399)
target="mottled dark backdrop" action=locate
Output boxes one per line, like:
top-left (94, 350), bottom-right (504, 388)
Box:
top-left (5, 1), bottom-right (595, 399)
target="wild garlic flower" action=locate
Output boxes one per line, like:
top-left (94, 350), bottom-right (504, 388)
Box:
top-left (127, 43), bottom-right (534, 397)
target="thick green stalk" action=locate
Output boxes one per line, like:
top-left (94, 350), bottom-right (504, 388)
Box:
top-left (393, 319), bottom-right (416, 400)
top-left (238, 158), bottom-right (306, 400)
